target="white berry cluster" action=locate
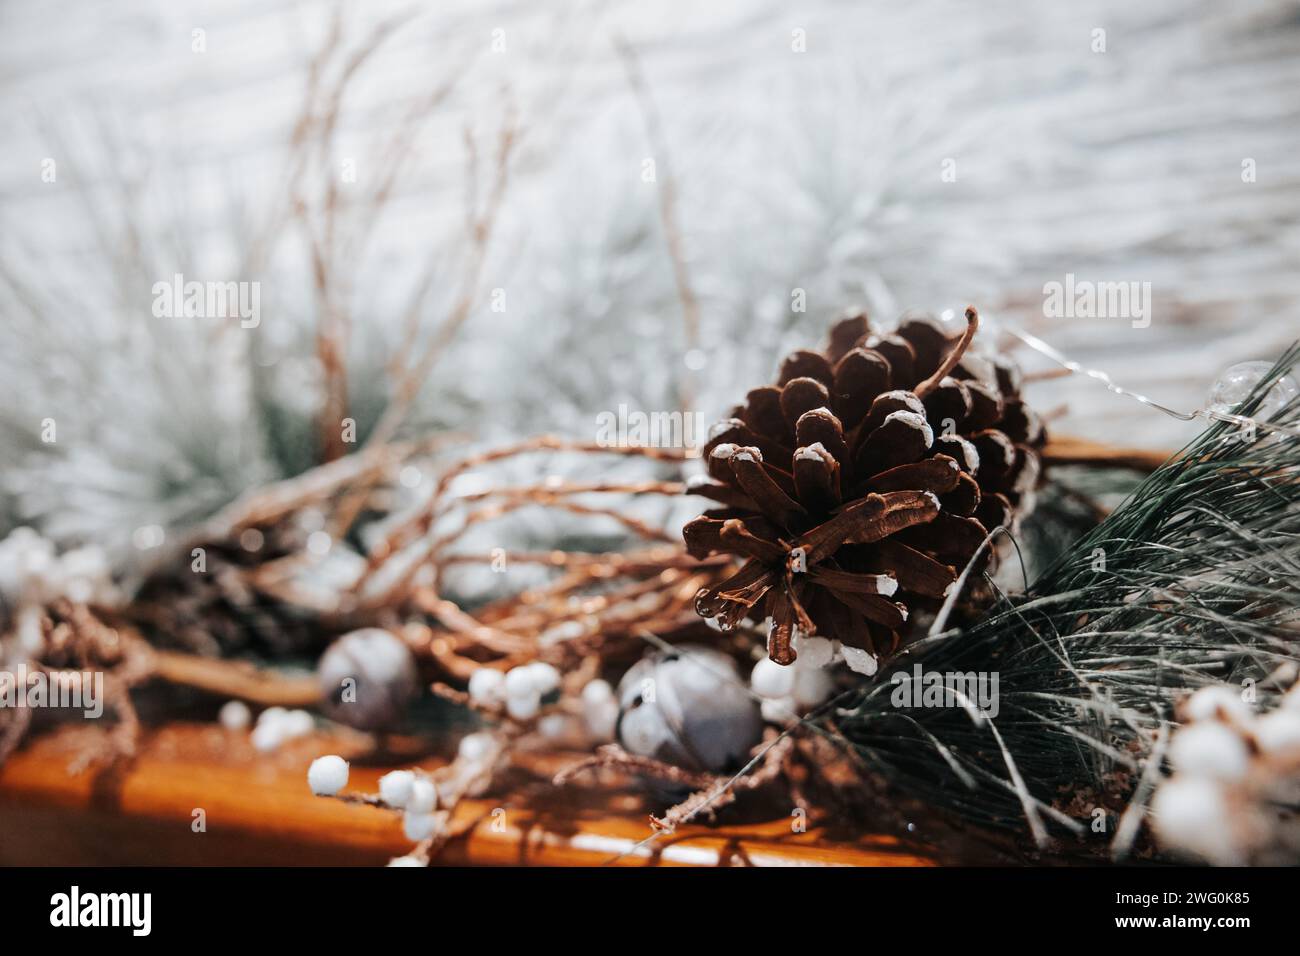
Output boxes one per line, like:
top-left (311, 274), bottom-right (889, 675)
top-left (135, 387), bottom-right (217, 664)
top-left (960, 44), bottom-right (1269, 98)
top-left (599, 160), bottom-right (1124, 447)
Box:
top-left (250, 706), bottom-right (316, 751)
top-left (467, 661), bottom-right (618, 744)
top-left (1150, 683), bottom-right (1300, 864)
top-left (749, 633), bottom-right (840, 723)
top-left (371, 730), bottom-right (511, 865)
top-left (371, 768), bottom-right (441, 842)
top-left (0, 527), bottom-right (118, 660)
top-left (467, 661), bottom-right (560, 720)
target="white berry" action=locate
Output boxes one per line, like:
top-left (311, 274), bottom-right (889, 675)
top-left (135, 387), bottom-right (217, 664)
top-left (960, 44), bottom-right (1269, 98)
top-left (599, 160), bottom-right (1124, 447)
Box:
top-left (251, 721), bottom-right (285, 753)
top-left (378, 770), bottom-right (415, 808)
top-left (760, 696), bottom-right (797, 724)
top-left (581, 679), bottom-right (613, 706)
top-left (307, 755), bottom-right (349, 795)
top-left (457, 732), bottom-right (495, 762)
top-left (504, 665), bottom-right (536, 700)
top-left (1183, 685), bottom-right (1253, 725)
top-left (791, 662), bottom-right (834, 708)
top-left (1254, 710), bottom-right (1300, 756)
top-left (281, 709), bottom-right (315, 739)
top-left (583, 696), bottom-right (619, 742)
top-left (1150, 777), bottom-right (1238, 864)
top-left (1168, 722), bottom-right (1251, 782)
top-left (505, 689), bottom-right (541, 720)
top-left (750, 657), bottom-right (795, 699)
top-left (403, 811), bottom-right (437, 842)
top-left (468, 668), bottom-right (505, 704)
top-left (407, 777), bottom-right (437, 813)
top-left (524, 661), bottom-right (561, 696)
top-left (258, 706), bottom-right (288, 728)
top-left (537, 714), bottom-right (571, 739)
top-left (219, 700), bottom-right (251, 731)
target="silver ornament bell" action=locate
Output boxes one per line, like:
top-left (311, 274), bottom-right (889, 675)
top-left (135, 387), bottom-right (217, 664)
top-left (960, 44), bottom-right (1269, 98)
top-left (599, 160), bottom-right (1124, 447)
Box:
top-left (318, 627), bottom-right (419, 731)
top-left (616, 644), bottom-right (762, 773)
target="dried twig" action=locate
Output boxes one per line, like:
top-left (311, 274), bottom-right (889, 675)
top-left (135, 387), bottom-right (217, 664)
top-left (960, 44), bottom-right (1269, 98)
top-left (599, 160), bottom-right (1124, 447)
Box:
top-left (553, 743), bottom-right (719, 791)
top-left (615, 37), bottom-right (700, 412)
top-left (1041, 434), bottom-right (1173, 472)
top-left (147, 648), bottom-right (321, 708)
top-left (367, 106), bottom-right (520, 447)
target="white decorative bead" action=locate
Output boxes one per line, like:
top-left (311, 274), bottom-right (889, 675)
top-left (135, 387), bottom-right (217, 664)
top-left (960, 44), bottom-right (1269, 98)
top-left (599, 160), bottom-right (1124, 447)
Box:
top-left (307, 755), bottom-right (349, 796)
top-left (378, 770), bottom-right (416, 808)
top-left (523, 662), bottom-right (561, 696)
top-left (403, 811), bottom-right (437, 842)
top-left (760, 696), bottom-right (797, 724)
top-left (1150, 777), bottom-right (1239, 864)
top-left (1168, 722), bottom-right (1251, 782)
top-left (791, 662), bottom-right (834, 709)
top-left (457, 732), bottom-right (495, 763)
top-left (258, 706), bottom-right (287, 728)
top-left (504, 665), bottom-right (537, 700)
top-left (505, 689), bottom-right (541, 721)
top-left (281, 709), bottom-right (315, 739)
top-left (407, 777), bottom-right (437, 813)
top-left (750, 657), bottom-right (795, 699)
top-left (581, 679), bottom-right (613, 706)
top-left (468, 668), bottom-right (506, 705)
top-left (583, 696), bottom-right (620, 742)
top-left (251, 721), bottom-right (285, 753)
top-left (218, 700), bottom-right (251, 731)
top-left (1183, 685), bottom-right (1253, 725)
top-left (1254, 710), bottom-right (1300, 756)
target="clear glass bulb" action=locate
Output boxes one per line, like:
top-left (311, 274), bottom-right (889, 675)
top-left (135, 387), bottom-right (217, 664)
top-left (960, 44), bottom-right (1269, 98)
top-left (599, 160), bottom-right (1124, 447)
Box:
top-left (1207, 361), bottom-right (1298, 422)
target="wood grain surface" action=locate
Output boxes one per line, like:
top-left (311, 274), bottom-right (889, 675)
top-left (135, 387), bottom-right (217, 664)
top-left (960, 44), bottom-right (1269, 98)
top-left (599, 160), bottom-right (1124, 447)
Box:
top-left (0, 722), bottom-right (935, 867)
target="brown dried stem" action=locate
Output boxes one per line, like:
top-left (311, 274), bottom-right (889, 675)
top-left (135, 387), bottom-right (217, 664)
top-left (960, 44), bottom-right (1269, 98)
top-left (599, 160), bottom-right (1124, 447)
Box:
top-left (915, 305), bottom-right (980, 398)
top-left (147, 647), bottom-right (321, 708)
top-left (1041, 434), bottom-right (1174, 472)
top-left (367, 106), bottom-right (520, 448)
top-left (615, 37), bottom-right (701, 412)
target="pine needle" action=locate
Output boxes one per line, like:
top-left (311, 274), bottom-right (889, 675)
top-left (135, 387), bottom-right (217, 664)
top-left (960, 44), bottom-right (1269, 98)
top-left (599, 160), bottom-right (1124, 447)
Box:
top-left (832, 344), bottom-right (1300, 842)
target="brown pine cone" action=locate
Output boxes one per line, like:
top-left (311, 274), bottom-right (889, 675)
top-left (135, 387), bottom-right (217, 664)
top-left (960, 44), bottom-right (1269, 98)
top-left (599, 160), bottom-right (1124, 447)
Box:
top-left (684, 307), bottom-right (1044, 669)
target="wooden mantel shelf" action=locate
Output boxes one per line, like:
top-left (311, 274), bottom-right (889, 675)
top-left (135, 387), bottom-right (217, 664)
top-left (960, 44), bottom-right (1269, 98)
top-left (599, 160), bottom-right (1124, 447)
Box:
top-left (0, 723), bottom-right (934, 867)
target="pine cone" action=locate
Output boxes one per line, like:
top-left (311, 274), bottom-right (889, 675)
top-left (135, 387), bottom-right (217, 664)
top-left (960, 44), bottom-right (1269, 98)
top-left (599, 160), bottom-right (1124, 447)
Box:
top-left (685, 307), bottom-right (1044, 669)
top-left (131, 523), bottom-right (329, 657)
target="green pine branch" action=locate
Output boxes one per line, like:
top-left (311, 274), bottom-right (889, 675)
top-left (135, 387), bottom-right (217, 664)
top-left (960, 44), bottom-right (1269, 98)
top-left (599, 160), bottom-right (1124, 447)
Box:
top-left (831, 344), bottom-right (1300, 848)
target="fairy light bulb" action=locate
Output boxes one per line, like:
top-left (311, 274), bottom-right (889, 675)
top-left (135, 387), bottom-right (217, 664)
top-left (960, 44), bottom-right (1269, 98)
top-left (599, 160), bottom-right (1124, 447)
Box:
top-left (1207, 361), bottom-right (1298, 422)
